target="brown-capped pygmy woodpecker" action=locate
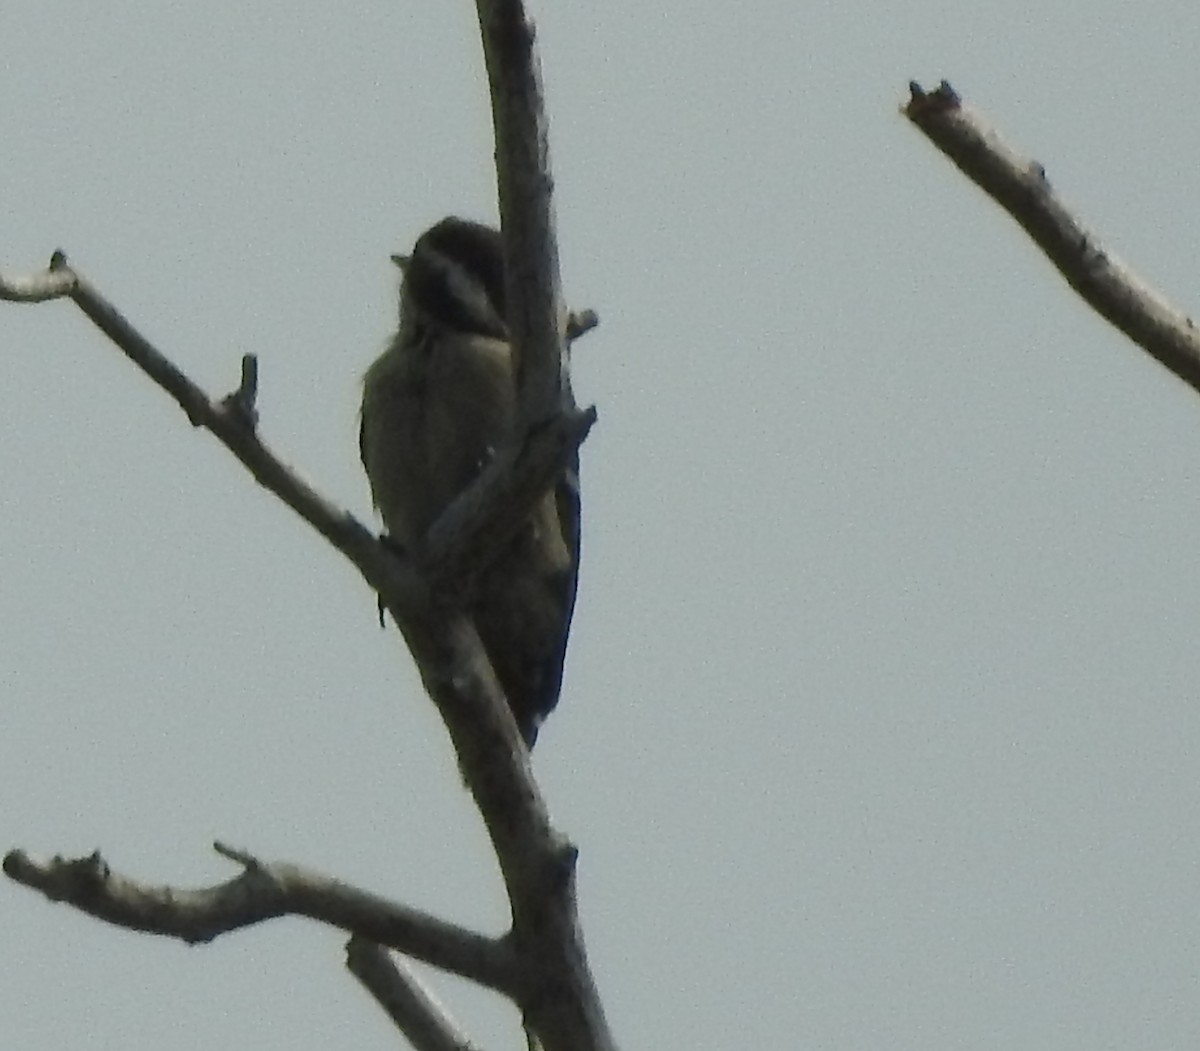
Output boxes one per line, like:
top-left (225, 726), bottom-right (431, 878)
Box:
top-left (359, 217), bottom-right (579, 747)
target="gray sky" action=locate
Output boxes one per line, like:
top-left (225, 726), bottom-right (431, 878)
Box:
top-left (4, 2), bottom-right (1200, 1049)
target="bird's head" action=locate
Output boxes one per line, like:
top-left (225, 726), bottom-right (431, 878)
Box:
top-left (395, 217), bottom-right (508, 341)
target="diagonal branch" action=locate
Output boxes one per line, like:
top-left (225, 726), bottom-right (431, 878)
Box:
top-left (56, 246), bottom-right (586, 742)
top-left (0, 254), bottom-right (591, 622)
top-left (421, 406), bottom-right (595, 590)
top-left (2, 844), bottom-right (519, 994)
top-left (347, 936), bottom-right (485, 1051)
top-left (905, 80), bottom-right (1200, 396)
top-left (1, 253), bottom-right (416, 602)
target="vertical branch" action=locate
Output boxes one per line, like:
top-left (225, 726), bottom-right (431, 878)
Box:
top-left (472, 6), bottom-right (614, 1051)
top-left (474, 0), bottom-right (575, 426)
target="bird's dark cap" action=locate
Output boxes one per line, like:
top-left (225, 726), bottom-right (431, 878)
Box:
top-left (398, 216), bottom-right (508, 341)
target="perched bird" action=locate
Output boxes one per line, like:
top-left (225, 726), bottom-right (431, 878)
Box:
top-left (360, 217), bottom-right (580, 747)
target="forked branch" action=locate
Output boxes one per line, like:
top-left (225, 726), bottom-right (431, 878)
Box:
top-left (3, 844), bottom-right (518, 993)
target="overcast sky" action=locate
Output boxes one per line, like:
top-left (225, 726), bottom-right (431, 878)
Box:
top-left (5, 3), bottom-right (1200, 1049)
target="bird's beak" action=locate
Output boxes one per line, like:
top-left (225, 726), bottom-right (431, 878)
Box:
top-left (390, 253), bottom-right (410, 272)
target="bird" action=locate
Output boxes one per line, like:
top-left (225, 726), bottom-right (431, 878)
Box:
top-left (359, 217), bottom-right (580, 748)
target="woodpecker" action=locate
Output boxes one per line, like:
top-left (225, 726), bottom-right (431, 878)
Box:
top-left (359, 217), bottom-right (579, 747)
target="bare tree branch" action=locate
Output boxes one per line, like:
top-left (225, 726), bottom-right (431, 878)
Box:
top-left (475, 0), bottom-right (574, 428)
top-left (0, 254), bottom-right (588, 619)
top-left (905, 80), bottom-right (1200, 396)
top-left (421, 406), bottom-right (595, 591)
top-left (347, 936), bottom-right (485, 1051)
top-left (2, 845), bottom-right (518, 994)
top-left (1, 253), bottom-right (413, 595)
top-left (471, 5), bottom-right (615, 1051)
